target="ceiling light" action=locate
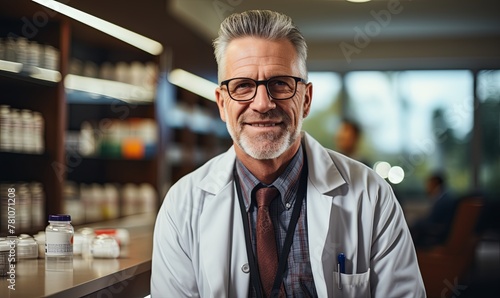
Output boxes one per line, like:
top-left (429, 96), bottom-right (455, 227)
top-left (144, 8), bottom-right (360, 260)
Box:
top-left (32, 0), bottom-right (163, 55)
top-left (346, 0), bottom-right (372, 3)
top-left (168, 69), bottom-right (218, 102)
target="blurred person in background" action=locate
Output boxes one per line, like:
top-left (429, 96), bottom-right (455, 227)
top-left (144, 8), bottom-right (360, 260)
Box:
top-left (335, 118), bottom-right (370, 167)
top-left (411, 172), bottom-right (458, 249)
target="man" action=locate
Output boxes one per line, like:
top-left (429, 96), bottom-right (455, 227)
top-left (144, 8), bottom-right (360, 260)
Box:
top-left (411, 172), bottom-right (457, 248)
top-left (152, 10), bottom-right (425, 297)
top-left (335, 119), bottom-right (370, 166)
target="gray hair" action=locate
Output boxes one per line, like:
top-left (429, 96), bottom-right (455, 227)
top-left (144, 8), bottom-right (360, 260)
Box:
top-left (213, 10), bottom-right (308, 83)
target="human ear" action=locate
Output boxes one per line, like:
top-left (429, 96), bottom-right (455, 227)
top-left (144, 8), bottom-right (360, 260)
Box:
top-left (215, 87), bottom-right (227, 122)
top-left (302, 83), bottom-right (313, 118)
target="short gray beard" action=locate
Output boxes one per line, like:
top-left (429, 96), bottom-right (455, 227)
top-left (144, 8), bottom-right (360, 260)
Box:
top-left (224, 108), bottom-right (303, 160)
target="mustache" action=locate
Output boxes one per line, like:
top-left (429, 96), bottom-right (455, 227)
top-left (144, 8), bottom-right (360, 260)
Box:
top-left (239, 109), bottom-right (288, 122)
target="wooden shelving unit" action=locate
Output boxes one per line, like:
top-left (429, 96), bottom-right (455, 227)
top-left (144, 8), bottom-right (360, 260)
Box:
top-left (0, 1), bottom-right (164, 232)
top-left (0, 5), bottom-right (68, 235)
top-left (0, 1), bottom-right (232, 233)
top-left (166, 87), bottom-right (232, 183)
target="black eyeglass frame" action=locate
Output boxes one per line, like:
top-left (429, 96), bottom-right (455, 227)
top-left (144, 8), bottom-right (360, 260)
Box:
top-left (220, 75), bottom-right (308, 102)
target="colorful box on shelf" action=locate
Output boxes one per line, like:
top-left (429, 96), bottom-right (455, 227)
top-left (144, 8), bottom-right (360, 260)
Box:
top-left (78, 118), bottom-right (157, 160)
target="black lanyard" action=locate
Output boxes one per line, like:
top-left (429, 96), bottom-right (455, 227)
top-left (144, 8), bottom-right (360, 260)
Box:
top-left (235, 153), bottom-right (308, 298)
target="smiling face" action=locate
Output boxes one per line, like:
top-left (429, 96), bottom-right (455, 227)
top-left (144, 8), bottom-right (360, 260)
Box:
top-left (215, 37), bottom-right (312, 161)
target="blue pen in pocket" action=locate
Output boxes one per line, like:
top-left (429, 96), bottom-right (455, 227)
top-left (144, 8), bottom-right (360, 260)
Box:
top-left (337, 253), bottom-right (346, 289)
top-left (338, 253), bottom-right (346, 273)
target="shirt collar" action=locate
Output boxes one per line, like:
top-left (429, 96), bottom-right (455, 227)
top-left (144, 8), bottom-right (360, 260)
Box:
top-left (235, 144), bottom-right (304, 211)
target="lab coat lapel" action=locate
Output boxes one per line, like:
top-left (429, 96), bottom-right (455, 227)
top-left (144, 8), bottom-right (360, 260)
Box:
top-left (197, 148), bottom-right (249, 297)
top-left (198, 183), bottom-right (238, 297)
top-left (303, 133), bottom-right (347, 297)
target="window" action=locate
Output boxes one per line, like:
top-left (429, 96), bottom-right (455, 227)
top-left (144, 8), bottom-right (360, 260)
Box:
top-left (477, 70), bottom-right (500, 197)
top-left (305, 70), bottom-right (477, 200)
top-left (301, 72), bottom-right (342, 149)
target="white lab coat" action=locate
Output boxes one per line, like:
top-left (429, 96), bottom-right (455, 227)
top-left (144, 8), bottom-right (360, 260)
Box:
top-left (151, 132), bottom-right (426, 297)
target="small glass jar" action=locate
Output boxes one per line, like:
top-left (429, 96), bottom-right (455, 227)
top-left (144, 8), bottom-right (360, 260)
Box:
top-left (17, 234), bottom-right (38, 260)
top-left (74, 227), bottom-right (95, 258)
top-left (91, 235), bottom-right (120, 259)
top-left (0, 238), bottom-right (10, 276)
top-left (33, 231), bottom-right (45, 258)
top-left (45, 214), bottom-right (74, 271)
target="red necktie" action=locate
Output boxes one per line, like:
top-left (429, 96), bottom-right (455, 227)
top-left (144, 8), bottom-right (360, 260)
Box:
top-left (255, 186), bottom-right (279, 297)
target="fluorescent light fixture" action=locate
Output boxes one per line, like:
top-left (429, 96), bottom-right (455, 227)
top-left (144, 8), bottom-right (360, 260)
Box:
top-left (65, 74), bottom-right (155, 103)
top-left (32, 0), bottom-right (163, 55)
top-left (168, 69), bottom-right (218, 102)
top-left (346, 0), bottom-right (371, 2)
top-left (0, 60), bottom-right (23, 73)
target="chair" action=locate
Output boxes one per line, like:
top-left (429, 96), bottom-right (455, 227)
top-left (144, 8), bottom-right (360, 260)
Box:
top-left (416, 197), bottom-right (484, 298)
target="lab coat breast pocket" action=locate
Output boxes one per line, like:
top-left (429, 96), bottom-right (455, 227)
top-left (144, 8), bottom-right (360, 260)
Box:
top-left (333, 268), bottom-right (370, 297)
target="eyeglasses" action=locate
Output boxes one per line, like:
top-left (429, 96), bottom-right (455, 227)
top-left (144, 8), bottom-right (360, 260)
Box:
top-left (220, 75), bottom-right (307, 102)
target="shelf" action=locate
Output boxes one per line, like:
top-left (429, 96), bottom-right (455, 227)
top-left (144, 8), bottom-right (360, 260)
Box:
top-left (66, 89), bottom-right (129, 105)
top-left (0, 151), bottom-right (47, 157)
top-left (0, 153), bottom-right (49, 184)
top-left (0, 60), bottom-right (61, 86)
top-left (65, 157), bottom-right (157, 185)
top-left (65, 74), bottom-right (155, 104)
top-left (72, 155), bottom-right (155, 162)
top-left (66, 102), bottom-right (155, 124)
